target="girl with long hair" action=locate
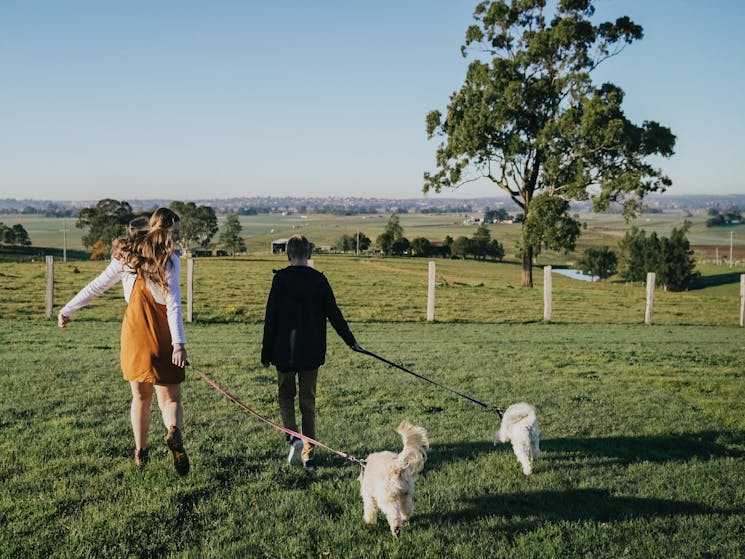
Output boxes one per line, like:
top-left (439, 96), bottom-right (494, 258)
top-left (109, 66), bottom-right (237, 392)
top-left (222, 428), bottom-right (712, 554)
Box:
top-left (58, 207), bottom-right (190, 475)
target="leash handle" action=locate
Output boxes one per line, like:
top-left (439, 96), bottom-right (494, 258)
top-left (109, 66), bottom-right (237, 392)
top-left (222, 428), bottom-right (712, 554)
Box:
top-left (353, 346), bottom-right (500, 413)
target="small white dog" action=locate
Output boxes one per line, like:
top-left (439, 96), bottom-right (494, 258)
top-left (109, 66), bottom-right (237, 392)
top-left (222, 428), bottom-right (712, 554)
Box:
top-left (494, 402), bottom-right (540, 475)
top-left (358, 421), bottom-right (429, 537)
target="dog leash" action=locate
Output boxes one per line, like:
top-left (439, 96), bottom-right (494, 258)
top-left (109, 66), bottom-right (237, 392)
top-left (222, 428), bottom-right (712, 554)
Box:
top-left (193, 365), bottom-right (367, 467)
top-left (353, 346), bottom-right (504, 418)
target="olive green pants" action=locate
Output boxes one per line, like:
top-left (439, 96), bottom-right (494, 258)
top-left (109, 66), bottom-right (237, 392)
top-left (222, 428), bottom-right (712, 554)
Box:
top-left (277, 369), bottom-right (318, 461)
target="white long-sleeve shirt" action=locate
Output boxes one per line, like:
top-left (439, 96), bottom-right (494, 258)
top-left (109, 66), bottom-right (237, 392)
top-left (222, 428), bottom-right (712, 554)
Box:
top-left (60, 253), bottom-right (186, 345)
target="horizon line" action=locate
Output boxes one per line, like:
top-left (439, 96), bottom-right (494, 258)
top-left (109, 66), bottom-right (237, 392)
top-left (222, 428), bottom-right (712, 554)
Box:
top-left (3, 192), bottom-right (745, 205)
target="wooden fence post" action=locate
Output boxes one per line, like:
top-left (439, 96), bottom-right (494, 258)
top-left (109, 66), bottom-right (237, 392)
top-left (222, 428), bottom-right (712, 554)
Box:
top-left (730, 231), bottom-right (734, 269)
top-left (740, 274), bottom-right (745, 327)
top-left (645, 272), bottom-right (656, 325)
top-left (45, 255), bottom-right (54, 319)
top-left (543, 266), bottom-right (552, 321)
top-left (62, 219), bottom-right (67, 263)
top-left (427, 261), bottom-right (436, 321)
top-left (186, 258), bottom-right (194, 323)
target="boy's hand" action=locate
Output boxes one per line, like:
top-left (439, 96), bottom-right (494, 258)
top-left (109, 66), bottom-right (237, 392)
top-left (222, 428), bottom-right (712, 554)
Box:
top-left (58, 313), bottom-right (70, 328)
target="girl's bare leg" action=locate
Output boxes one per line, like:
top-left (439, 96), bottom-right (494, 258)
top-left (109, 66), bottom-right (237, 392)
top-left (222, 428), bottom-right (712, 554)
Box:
top-left (154, 383), bottom-right (183, 430)
top-left (129, 381), bottom-right (154, 450)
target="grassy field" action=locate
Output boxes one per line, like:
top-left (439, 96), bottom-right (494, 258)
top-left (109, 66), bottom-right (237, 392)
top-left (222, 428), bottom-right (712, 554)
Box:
top-left (3, 209), bottom-right (745, 262)
top-left (2, 211), bottom-right (745, 557)
top-left (1, 319), bottom-right (744, 558)
top-left (2, 253), bottom-right (744, 326)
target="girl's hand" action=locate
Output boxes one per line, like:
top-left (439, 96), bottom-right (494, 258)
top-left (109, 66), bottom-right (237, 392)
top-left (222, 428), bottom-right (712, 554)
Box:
top-left (58, 313), bottom-right (70, 328)
top-left (172, 344), bottom-right (188, 368)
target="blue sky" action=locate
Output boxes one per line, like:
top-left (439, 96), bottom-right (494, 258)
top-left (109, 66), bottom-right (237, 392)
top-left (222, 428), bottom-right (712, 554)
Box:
top-left (2, 0), bottom-right (744, 201)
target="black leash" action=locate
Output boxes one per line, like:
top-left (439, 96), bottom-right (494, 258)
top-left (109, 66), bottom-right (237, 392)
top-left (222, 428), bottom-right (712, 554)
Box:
top-left (353, 346), bottom-right (504, 417)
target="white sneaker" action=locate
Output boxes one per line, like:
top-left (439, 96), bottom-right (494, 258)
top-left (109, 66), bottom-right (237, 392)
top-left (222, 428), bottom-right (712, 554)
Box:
top-left (287, 437), bottom-right (304, 465)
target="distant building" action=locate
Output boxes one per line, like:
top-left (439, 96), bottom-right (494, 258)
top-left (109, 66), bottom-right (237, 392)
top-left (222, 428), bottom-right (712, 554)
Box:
top-left (271, 238), bottom-right (317, 255)
top-left (271, 238), bottom-right (290, 254)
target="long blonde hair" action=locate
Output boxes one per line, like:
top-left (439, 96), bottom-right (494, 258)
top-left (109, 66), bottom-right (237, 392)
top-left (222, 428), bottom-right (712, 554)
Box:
top-left (112, 208), bottom-right (180, 291)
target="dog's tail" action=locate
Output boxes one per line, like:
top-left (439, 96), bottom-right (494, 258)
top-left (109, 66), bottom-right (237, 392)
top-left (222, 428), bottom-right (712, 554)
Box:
top-left (394, 420), bottom-right (429, 475)
top-left (508, 403), bottom-right (537, 426)
top-left (510, 412), bottom-right (534, 425)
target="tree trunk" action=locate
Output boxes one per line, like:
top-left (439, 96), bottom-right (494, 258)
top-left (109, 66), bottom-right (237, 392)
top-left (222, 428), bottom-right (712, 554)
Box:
top-left (521, 245), bottom-right (534, 288)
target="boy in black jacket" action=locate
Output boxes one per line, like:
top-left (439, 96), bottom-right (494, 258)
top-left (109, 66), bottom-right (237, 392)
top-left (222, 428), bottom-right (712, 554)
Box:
top-left (261, 234), bottom-right (359, 470)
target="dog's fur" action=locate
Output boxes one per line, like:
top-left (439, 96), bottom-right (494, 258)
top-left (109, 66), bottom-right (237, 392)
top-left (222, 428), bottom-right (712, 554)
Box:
top-left (358, 421), bottom-right (429, 537)
top-left (494, 402), bottom-right (540, 475)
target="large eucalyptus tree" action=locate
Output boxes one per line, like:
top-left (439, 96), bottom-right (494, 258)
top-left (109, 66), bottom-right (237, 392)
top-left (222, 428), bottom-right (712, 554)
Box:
top-left (425, 0), bottom-right (675, 286)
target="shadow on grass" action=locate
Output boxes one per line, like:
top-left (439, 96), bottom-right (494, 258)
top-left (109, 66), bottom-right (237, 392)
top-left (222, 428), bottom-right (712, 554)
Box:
top-left (426, 440), bottom-right (497, 471)
top-left (543, 430), bottom-right (745, 466)
top-left (424, 430), bottom-right (744, 473)
top-left (416, 488), bottom-right (741, 528)
top-left (690, 272), bottom-right (743, 290)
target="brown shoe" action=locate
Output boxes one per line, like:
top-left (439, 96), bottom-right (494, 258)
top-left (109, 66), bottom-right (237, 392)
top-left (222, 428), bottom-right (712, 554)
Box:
top-left (134, 448), bottom-right (149, 466)
top-left (165, 425), bottom-right (190, 476)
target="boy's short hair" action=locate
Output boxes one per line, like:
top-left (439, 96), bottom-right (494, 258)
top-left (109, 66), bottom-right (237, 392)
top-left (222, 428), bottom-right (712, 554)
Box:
top-left (287, 235), bottom-right (312, 260)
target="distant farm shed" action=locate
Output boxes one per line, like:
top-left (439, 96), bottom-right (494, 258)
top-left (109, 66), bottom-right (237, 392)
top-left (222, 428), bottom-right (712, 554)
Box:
top-left (271, 238), bottom-right (316, 255)
top-left (271, 238), bottom-right (289, 254)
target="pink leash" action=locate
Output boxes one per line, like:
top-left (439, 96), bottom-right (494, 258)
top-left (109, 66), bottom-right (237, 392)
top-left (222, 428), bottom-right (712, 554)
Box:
top-left (194, 366), bottom-right (366, 467)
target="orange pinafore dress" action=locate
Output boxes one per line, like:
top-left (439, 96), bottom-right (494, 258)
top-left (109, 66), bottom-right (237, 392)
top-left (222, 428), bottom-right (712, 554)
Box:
top-left (120, 271), bottom-right (185, 384)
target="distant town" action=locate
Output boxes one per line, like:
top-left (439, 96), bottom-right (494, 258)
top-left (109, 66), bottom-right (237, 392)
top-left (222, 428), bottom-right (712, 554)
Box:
top-left (1, 193), bottom-right (744, 217)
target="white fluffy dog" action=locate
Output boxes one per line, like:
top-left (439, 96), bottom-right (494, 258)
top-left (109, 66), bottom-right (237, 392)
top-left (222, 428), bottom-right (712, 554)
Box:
top-left (358, 421), bottom-right (429, 537)
top-left (494, 402), bottom-right (540, 475)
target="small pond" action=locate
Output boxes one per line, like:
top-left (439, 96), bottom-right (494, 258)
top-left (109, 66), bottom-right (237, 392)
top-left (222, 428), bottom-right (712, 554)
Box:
top-left (551, 268), bottom-right (598, 282)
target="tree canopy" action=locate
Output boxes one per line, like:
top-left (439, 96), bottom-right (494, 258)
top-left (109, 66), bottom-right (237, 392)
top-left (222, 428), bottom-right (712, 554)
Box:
top-left (0, 223), bottom-right (32, 246)
top-left (170, 201), bottom-right (218, 250)
top-left (425, 0), bottom-right (675, 286)
top-left (578, 246), bottom-right (617, 280)
top-left (450, 226), bottom-right (505, 261)
top-left (219, 214), bottom-right (246, 256)
top-left (618, 225), bottom-right (698, 291)
top-left (76, 199), bottom-right (135, 251)
top-left (376, 213), bottom-right (407, 255)
top-left (522, 194), bottom-right (581, 260)
top-left (484, 207), bottom-right (510, 223)
top-left (334, 232), bottom-right (372, 253)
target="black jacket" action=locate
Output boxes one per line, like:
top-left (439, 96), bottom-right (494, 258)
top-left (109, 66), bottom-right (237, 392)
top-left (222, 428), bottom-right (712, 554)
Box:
top-left (261, 265), bottom-right (356, 372)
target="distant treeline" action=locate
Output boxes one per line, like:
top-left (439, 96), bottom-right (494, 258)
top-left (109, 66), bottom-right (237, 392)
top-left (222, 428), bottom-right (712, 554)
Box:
top-left (235, 205), bottom-right (478, 216)
top-left (0, 245), bottom-right (90, 262)
top-left (235, 205), bottom-right (386, 216)
top-left (5, 195), bottom-right (745, 215)
top-left (2, 200), bottom-right (479, 217)
top-left (706, 207), bottom-right (741, 227)
top-left (1, 203), bottom-right (77, 217)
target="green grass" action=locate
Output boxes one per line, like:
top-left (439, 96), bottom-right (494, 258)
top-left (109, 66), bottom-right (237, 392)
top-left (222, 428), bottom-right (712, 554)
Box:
top-left (0, 215), bottom-right (87, 251)
top-left (2, 211), bottom-right (745, 557)
top-left (1, 319), bottom-right (744, 558)
top-left (2, 253), bottom-right (744, 326)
